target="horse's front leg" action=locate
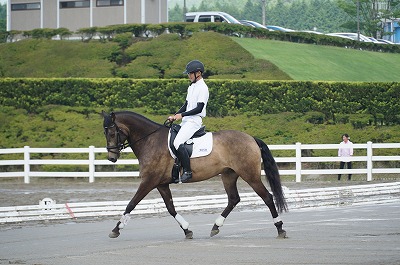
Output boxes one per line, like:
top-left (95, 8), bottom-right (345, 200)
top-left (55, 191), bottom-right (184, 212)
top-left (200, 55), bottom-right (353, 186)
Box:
top-left (109, 181), bottom-right (155, 238)
top-left (157, 184), bottom-right (193, 239)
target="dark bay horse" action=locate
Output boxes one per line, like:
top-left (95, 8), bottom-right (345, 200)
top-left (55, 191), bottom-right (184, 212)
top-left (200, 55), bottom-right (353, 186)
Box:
top-left (102, 110), bottom-right (288, 239)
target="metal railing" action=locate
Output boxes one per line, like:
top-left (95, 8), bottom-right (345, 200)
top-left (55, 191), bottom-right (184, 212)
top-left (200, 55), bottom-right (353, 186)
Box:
top-left (0, 142), bottom-right (399, 183)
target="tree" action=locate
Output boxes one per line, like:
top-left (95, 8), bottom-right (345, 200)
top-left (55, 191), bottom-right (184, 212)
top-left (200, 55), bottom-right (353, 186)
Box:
top-left (337, 0), bottom-right (400, 38)
top-left (169, 4), bottom-right (184, 22)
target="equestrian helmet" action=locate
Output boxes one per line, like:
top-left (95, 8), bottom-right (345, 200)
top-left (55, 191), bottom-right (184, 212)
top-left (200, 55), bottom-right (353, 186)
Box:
top-left (183, 60), bottom-right (204, 74)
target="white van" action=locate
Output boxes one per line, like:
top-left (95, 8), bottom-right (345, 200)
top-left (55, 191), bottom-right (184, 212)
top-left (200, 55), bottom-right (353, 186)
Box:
top-left (185, 12), bottom-right (241, 24)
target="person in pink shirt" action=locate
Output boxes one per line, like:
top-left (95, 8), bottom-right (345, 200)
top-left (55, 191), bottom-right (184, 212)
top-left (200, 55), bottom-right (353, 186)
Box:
top-left (338, 134), bottom-right (353, 180)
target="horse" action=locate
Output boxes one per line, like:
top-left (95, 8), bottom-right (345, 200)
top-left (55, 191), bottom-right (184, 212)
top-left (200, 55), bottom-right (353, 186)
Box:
top-left (102, 110), bottom-right (288, 239)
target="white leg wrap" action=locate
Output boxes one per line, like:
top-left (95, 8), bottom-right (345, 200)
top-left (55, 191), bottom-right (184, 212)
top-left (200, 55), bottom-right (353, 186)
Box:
top-left (215, 215), bottom-right (226, 227)
top-left (273, 216), bottom-right (282, 224)
top-left (118, 213), bottom-right (131, 229)
top-left (175, 214), bottom-right (189, 229)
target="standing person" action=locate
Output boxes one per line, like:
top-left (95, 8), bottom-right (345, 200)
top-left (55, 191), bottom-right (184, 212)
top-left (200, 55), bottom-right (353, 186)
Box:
top-left (338, 134), bottom-right (353, 180)
top-left (168, 60), bottom-right (209, 183)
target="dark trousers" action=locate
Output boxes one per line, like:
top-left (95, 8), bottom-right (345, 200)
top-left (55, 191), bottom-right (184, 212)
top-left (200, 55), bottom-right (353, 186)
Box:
top-left (338, 161), bottom-right (352, 180)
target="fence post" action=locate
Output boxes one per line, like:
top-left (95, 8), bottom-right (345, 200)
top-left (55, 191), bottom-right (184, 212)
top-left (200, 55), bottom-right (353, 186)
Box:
top-left (89, 145), bottom-right (95, 183)
top-left (23, 146), bottom-right (30, 184)
top-left (367, 141), bottom-right (373, 181)
top-left (295, 142), bottom-right (302, 182)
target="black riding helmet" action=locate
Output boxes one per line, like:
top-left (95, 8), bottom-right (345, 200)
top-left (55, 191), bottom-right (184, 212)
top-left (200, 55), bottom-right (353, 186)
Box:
top-left (183, 60), bottom-right (204, 74)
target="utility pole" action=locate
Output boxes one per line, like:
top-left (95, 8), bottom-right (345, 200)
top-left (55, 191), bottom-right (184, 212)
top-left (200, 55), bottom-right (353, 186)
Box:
top-left (357, 0), bottom-right (360, 41)
top-left (262, 0), bottom-right (266, 26)
top-left (183, 0), bottom-right (187, 22)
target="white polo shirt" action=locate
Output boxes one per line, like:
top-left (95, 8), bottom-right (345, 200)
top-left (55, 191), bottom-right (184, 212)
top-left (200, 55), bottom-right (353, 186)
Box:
top-left (184, 78), bottom-right (209, 121)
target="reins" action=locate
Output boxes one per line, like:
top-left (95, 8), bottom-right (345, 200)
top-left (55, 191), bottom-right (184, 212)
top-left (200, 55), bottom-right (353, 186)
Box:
top-left (105, 119), bottom-right (173, 153)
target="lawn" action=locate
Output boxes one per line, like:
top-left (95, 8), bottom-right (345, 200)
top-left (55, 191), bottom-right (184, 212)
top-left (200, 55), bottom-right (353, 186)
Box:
top-left (234, 38), bottom-right (400, 82)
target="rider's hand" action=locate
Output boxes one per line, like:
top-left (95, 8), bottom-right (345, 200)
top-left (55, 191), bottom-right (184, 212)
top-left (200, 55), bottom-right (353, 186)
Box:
top-left (168, 116), bottom-right (176, 122)
top-left (174, 113), bottom-right (183, 121)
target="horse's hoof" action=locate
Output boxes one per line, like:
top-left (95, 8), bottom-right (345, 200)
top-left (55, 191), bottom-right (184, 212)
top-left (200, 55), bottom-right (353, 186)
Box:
top-left (185, 230), bottom-right (193, 239)
top-left (210, 229), bottom-right (220, 237)
top-left (109, 231), bottom-right (120, 238)
top-left (276, 230), bottom-right (287, 239)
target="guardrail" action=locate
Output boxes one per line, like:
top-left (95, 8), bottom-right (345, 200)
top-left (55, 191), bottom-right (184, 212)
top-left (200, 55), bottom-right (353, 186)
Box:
top-left (0, 142), bottom-right (399, 183)
top-left (1, 182), bottom-right (399, 224)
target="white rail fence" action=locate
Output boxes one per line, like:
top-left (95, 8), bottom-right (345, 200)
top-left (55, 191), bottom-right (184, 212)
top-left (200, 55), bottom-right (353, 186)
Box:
top-left (0, 142), bottom-right (399, 184)
top-left (1, 182), bottom-right (399, 224)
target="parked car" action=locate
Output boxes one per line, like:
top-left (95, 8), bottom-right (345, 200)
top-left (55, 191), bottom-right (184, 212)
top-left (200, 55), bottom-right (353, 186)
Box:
top-left (300, 30), bottom-right (323, 34)
top-left (377, 38), bottom-right (395, 44)
top-left (265, 25), bottom-right (295, 32)
top-left (185, 12), bottom-right (241, 24)
top-left (367, 37), bottom-right (387, 44)
top-left (326, 33), bottom-right (372, 42)
top-left (239, 20), bottom-right (272, 31)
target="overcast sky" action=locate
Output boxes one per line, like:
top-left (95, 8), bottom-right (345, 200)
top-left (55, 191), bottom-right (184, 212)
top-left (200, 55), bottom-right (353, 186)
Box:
top-left (1, 0), bottom-right (6, 5)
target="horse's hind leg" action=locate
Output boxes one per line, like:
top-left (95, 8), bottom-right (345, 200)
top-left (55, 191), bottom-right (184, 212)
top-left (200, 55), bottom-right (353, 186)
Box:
top-left (210, 170), bottom-right (240, 237)
top-left (157, 184), bottom-right (193, 239)
top-left (246, 179), bottom-right (287, 238)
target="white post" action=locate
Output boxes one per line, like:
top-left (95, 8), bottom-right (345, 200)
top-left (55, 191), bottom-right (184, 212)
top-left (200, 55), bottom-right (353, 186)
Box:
top-left (24, 146), bottom-right (30, 184)
top-left (141, 0), bottom-right (145, 23)
top-left (57, 0), bottom-right (60, 28)
top-left (7, 0), bottom-right (11, 31)
top-left (89, 0), bottom-right (93, 27)
top-left (295, 142), bottom-right (302, 182)
top-left (89, 146), bottom-right (95, 183)
top-left (40, 0), bottom-right (44, 28)
top-left (124, 0), bottom-right (127, 24)
top-left (367, 141), bottom-right (373, 181)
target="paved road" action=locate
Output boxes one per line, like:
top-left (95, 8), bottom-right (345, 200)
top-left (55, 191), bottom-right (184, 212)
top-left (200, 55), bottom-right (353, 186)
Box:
top-left (1, 202), bottom-right (400, 265)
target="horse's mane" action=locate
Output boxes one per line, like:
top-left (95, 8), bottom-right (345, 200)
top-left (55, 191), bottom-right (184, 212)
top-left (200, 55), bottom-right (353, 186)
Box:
top-left (114, 111), bottom-right (162, 127)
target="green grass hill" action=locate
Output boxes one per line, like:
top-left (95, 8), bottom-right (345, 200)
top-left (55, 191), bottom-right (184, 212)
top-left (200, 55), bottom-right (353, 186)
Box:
top-left (0, 32), bottom-right (289, 80)
top-left (1, 31), bottom-right (400, 81)
top-left (234, 38), bottom-right (400, 82)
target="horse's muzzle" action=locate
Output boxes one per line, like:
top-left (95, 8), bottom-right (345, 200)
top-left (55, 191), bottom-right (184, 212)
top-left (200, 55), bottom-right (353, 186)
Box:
top-left (108, 157), bottom-right (118, 163)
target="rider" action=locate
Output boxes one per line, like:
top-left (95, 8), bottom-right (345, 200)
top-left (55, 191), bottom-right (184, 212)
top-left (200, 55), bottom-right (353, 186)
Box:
top-left (168, 60), bottom-right (209, 183)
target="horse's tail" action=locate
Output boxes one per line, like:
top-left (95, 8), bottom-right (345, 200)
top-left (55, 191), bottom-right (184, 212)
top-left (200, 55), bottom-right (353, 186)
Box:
top-left (254, 137), bottom-right (288, 213)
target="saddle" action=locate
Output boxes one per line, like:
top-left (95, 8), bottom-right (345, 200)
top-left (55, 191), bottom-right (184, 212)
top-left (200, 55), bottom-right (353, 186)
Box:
top-left (169, 124), bottom-right (206, 184)
top-left (169, 124), bottom-right (206, 156)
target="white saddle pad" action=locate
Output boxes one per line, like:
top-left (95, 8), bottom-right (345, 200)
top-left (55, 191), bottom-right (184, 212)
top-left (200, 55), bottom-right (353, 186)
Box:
top-left (168, 132), bottom-right (213, 159)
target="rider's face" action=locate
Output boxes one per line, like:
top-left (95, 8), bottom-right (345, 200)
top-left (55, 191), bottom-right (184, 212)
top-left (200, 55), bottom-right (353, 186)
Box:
top-left (187, 72), bottom-right (196, 82)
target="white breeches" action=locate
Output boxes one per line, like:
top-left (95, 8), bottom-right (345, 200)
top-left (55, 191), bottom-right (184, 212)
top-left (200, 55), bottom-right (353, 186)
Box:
top-left (173, 116), bottom-right (202, 150)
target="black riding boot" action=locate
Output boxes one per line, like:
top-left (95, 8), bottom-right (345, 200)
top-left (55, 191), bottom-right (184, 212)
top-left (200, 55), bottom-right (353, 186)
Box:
top-left (176, 144), bottom-right (192, 183)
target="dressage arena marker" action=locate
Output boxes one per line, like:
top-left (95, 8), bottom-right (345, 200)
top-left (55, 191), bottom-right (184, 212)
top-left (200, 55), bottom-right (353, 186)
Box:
top-left (0, 182), bottom-right (399, 224)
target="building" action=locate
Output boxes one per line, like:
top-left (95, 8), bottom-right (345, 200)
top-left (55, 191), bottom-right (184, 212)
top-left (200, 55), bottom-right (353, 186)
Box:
top-left (383, 19), bottom-right (400, 43)
top-left (7, 0), bottom-right (168, 32)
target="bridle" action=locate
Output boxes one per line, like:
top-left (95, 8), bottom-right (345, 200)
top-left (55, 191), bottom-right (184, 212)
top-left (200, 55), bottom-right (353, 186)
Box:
top-left (104, 123), bottom-right (130, 154)
top-left (104, 119), bottom-right (173, 154)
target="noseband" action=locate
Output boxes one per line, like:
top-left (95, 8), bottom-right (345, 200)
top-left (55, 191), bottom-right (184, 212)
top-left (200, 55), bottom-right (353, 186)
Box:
top-left (104, 123), bottom-right (130, 154)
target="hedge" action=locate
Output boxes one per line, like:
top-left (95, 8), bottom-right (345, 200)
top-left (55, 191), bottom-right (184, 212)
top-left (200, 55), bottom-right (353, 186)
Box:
top-left (1, 78), bottom-right (399, 124)
top-left (5, 22), bottom-right (400, 53)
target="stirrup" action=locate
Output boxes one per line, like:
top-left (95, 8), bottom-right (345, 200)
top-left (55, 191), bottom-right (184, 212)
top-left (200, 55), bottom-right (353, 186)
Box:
top-left (179, 171), bottom-right (192, 183)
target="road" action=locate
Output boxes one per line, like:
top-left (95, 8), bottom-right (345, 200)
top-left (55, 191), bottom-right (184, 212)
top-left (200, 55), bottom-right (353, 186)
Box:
top-left (1, 202), bottom-right (400, 265)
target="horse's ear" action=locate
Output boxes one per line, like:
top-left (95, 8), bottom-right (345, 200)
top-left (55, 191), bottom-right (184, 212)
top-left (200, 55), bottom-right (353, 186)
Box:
top-left (101, 110), bottom-right (107, 118)
top-left (111, 112), bottom-right (116, 122)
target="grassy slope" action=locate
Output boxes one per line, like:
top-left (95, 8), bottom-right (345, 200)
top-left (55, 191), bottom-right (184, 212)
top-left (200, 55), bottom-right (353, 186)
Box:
top-left (234, 38), bottom-right (400, 81)
top-left (0, 32), bottom-right (290, 80)
top-left (0, 39), bottom-right (118, 78)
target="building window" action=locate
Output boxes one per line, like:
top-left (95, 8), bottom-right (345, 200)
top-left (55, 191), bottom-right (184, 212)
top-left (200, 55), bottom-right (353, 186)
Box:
top-left (97, 0), bottom-right (124, 7)
top-left (60, 1), bottom-right (90, 9)
top-left (11, 3), bottom-right (41, 11)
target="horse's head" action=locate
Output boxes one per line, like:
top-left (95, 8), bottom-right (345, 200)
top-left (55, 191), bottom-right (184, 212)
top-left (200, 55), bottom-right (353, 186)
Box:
top-left (102, 111), bottom-right (129, 163)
